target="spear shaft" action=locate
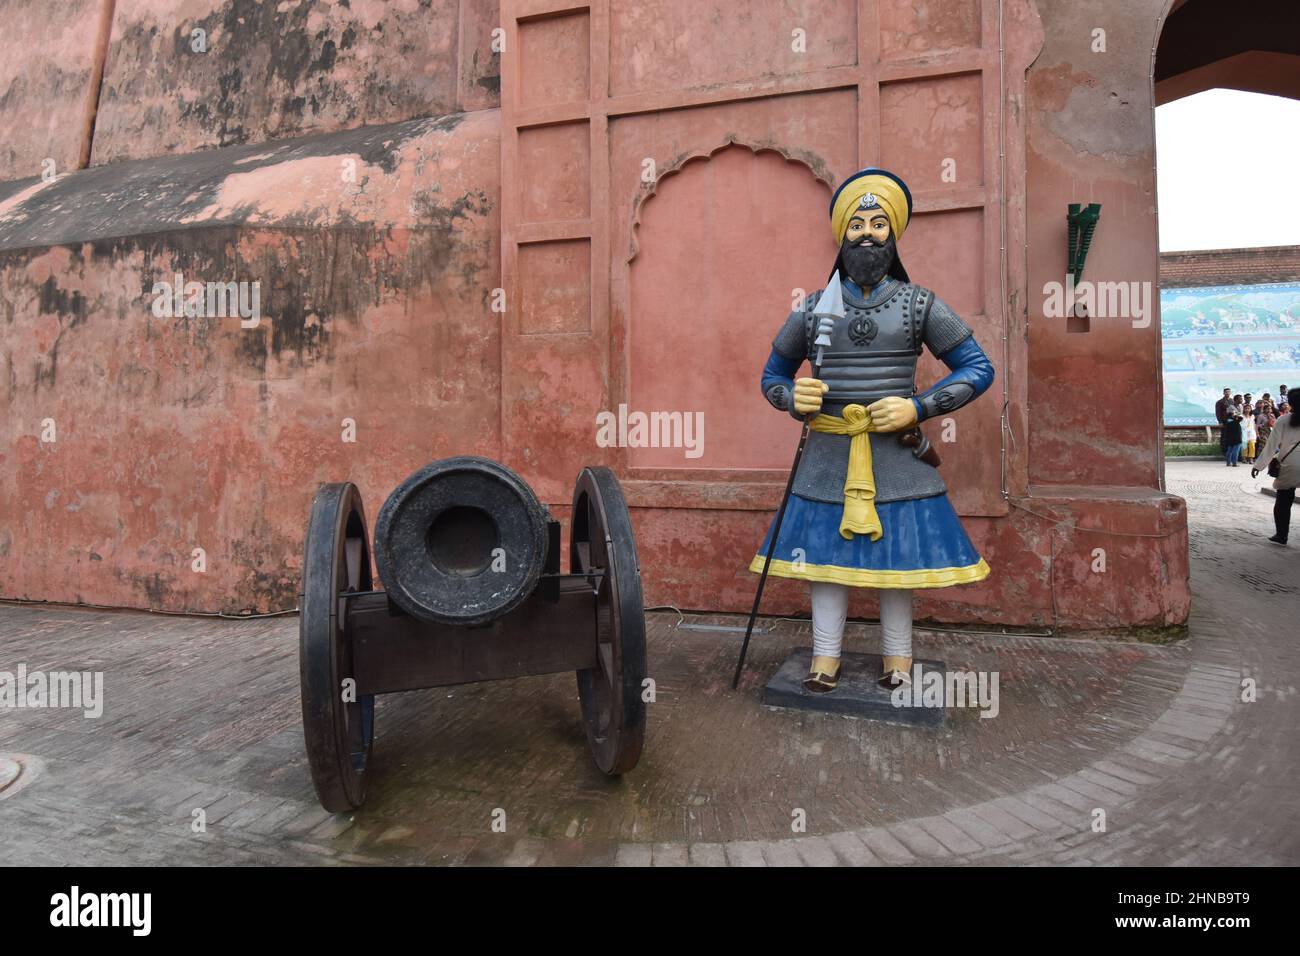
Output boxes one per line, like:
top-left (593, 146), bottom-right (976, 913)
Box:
top-left (732, 275), bottom-right (843, 690)
top-left (731, 349), bottom-right (826, 689)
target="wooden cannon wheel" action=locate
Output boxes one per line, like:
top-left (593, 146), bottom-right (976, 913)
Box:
top-left (570, 467), bottom-right (647, 776)
top-left (299, 482), bottom-right (375, 812)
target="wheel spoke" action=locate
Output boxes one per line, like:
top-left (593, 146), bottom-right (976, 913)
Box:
top-left (344, 536), bottom-right (362, 591)
top-left (587, 501), bottom-right (609, 569)
top-left (598, 642), bottom-right (615, 684)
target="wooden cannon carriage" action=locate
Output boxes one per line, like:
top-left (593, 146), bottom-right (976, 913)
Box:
top-left (297, 456), bottom-right (647, 812)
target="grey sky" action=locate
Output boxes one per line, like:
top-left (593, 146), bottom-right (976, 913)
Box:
top-left (1156, 89), bottom-right (1300, 252)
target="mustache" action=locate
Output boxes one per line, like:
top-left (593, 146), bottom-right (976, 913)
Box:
top-left (848, 235), bottom-right (887, 249)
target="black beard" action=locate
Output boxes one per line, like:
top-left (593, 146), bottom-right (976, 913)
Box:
top-left (839, 235), bottom-right (896, 288)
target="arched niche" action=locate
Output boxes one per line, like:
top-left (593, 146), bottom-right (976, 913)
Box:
top-left (625, 142), bottom-right (838, 471)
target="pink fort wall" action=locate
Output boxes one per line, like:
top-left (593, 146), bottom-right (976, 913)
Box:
top-left (0, 0), bottom-right (1190, 634)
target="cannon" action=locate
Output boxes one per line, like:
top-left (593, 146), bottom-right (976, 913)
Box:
top-left (298, 456), bottom-right (647, 812)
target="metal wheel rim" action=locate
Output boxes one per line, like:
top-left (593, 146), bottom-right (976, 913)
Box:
top-left (571, 467), bottom-right (647, 776)
top-left (300, 483), bottom-right (375, 811)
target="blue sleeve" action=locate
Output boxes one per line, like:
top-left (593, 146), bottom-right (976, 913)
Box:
top-left (911, 335), bottom-right (995, 422)
top-left (760, 348), bottom-right (803, 416)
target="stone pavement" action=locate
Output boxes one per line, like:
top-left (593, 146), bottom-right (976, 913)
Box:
top-left (1, 459), bottom-right (1296, 866)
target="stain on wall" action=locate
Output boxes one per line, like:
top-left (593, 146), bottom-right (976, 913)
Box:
top-left (0, 110), bottom-right (500, 613)
top-left (0, 0), bottom-right (108, 182)
top-left (92, 0), bottom-right (501, 165)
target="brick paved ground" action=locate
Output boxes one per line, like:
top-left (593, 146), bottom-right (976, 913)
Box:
top-left (1, 460), bottom-right (1296, 865)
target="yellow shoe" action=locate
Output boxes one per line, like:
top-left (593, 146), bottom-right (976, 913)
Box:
top-left (879, 655), bottom-right (912, 689)
top-left (803, 655), bottom-right (841, 693)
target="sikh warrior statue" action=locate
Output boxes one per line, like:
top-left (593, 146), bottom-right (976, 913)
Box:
top-left (750, 168), bottom-right (994, 693)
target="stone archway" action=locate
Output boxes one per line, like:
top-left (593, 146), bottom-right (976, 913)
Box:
top-left (1156, 0), bottom-right (1300, 105)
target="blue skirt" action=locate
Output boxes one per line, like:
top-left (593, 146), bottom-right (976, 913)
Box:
top-left (748, 492), bottom-right (990, 588)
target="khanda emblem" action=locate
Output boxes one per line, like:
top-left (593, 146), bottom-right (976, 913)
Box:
top-left (847, 312), bottom-right (878, 346)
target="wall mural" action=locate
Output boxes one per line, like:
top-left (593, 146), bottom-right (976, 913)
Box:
top-left (1161, 281), bottom-right (1300, 424)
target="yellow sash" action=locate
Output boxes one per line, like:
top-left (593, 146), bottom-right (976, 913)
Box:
top-left (809, 404), bottom-right (882, 541)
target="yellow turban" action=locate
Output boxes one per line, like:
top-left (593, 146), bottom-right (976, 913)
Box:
top-left (829, 169), bottom-right (913, 246)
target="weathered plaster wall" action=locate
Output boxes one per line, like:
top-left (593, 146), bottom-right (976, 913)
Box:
top-left (92, 0), bottom-right (502, 165)
top-left (0, 0), bottom-right (502, 178)
top-left (1025, 0), bottom-right (1168, 489)
top-left (0, 0), bottom-right (110, 182)
top-left (0, 113), bottom-right (500, 612)
top-left (0, 0), bottom-right (1192, 632)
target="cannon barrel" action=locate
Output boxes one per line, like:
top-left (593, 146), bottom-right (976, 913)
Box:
top-left (299, 459), bottom-right (646, 812)
top-left (373, 456), bottom-right (550, 627)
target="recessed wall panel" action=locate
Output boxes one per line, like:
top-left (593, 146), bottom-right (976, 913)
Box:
top-left (519, 10), bottom-right (591, 108)
top-left (879, 0), bottom-right (982, 59)
top-left (880, 72), bottom-right (984, 191)
top-left (518, 121), bottom-right (591, 222)
top-left (519, 239), bottom-right (591, 334)
top-left (608, 0), bottom-right (857, 97)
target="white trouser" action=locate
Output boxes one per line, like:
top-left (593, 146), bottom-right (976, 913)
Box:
top-left (809, 582), bottom-right (913, 659)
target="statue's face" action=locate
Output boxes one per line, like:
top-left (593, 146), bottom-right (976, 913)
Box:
top-left (840, 208), bottom-right (895, 287)
top-left (845, 209), bottom-right (891, 246)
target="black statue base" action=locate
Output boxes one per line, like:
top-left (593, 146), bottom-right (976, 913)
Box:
top-left (762, 648), bottom-right (947, 728)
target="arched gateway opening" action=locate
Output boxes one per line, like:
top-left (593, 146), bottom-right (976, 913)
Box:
top-left (1154, 0), bottom-right (1300, 438)
top-left (1155, 0), bottom-right (1300, 105)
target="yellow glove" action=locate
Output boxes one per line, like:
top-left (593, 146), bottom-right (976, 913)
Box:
top-left (866, 396), bottom-right (918, 432)
top-left (793, 377), bottom-right (829, 415)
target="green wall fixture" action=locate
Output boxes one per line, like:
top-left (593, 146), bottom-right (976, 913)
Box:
top-left (1067, 202), bottom-right (1102, 284)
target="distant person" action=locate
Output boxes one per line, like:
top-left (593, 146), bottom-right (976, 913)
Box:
top-left (1232, 394), bottom-right (1245, 417)
top-left (1221, 411), bottom-right (1243, 468)
top-left (1214, 387), bottom-right (1234, 424)
top-left (1257, 405), bottom-right (1273, 447)
top-left (1242, 408), bottom-right (1257, 463)
top-left (1253, 403), bottom-right (1300, 545)
top-left (1280, 385), bottom-right (1290, 408)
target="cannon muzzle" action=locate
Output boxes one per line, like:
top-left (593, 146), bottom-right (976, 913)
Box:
top-left (374, 456), bottom-right (550, 626)
top-left (299, 457), bottom-right (646, 812)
